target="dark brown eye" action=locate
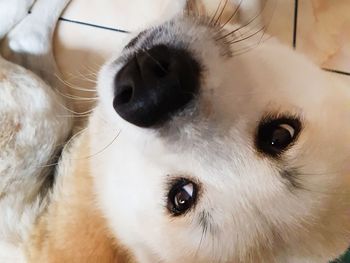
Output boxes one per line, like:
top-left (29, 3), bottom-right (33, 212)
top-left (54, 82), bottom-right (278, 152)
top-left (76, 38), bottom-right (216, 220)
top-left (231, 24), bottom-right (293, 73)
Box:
top-left (256, 117), bottom-right (301, 157)
top-left (167, 178), bottom-right (198, 216)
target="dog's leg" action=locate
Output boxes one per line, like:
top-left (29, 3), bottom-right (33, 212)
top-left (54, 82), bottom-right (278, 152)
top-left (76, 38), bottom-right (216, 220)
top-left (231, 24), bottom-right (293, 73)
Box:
top-left (2, 0), bottom-right (71, 89)
top-left (0, 0), bottom-right (35, 39)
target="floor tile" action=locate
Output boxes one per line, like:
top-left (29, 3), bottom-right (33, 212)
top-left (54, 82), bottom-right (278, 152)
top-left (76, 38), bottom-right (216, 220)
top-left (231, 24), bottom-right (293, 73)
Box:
top-left (296, 0), bottom-right (350, 73)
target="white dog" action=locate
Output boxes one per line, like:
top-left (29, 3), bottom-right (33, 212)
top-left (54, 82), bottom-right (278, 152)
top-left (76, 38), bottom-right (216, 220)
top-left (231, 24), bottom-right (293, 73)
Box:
top-left (1, 0), bottom-right (350, 262)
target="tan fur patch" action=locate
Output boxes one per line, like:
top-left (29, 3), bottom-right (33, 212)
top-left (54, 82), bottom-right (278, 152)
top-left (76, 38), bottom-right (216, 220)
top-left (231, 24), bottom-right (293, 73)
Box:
top-left (0, 70), bottom-right (7, 81)
top-left (25, 131), bottom-right (135, 263)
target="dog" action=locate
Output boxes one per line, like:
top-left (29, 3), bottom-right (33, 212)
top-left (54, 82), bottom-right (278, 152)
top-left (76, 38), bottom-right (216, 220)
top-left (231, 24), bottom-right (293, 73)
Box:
top-left (1, 0), bottom-right (350, 262)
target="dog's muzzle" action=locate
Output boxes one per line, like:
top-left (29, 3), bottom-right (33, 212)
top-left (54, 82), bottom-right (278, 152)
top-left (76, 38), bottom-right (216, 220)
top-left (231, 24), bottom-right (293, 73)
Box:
top-left (113, 44), bottom-right (200, 127)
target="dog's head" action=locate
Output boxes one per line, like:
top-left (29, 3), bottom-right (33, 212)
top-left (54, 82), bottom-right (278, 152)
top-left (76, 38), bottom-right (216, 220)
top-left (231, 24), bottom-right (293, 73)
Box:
top-left (90, 6), bottom-right (350, 263)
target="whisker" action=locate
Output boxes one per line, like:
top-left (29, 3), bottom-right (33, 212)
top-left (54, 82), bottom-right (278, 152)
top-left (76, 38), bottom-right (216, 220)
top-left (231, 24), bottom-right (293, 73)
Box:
top-left (57, 113), bottom-right (92, 118)
top-left (53, 81), bottom-right (98, 101)
top-left (55, 73), bottom-right (96, 92)
top-left (230, 35), bottom-right (272, 56)
top-left (37, 114), bottom-right (122, 168)
top-left (56, 89), bottom-right (98, 101)
top-left (215, 0), bottom-right (269, 41)
top-left (257, 0), bottom-right (278, 44)
top-left (82, 70), bottom-right (99, 78)
top-left (84, 60), bottom-right (103, 73)
top-left (81, 63), bottom-right (101, 75)
top-left (66, 85), bottom-right (96, 93)
top-left (76, 70), bottom-right (98, 84)
top-left (218, 0), bottom-right (243, 30)
top-left (209, 0), bottom-right (225, 26)
top-left (56, 100), bottom-right (92, 115)
top-left (61, 127), bottom-right (89, 154)
top-left (34, 127), bottom-right (87, 169)
top-left (216, 13), bottom-right (259, 41)
top-left (227, 26), bottom-right (266, 45)
top-left (213, 0), bottom-right (229, 27)
top-left (95, 112), bottom-right (122, 132)
top-left (74, 130), bottom-right (121, 160)
top-left (65, 107), bottom-right (93, 115)
top-left (63, 95), bottom-right (97, 101)
top-left (61, 93), bottom-right (97, 101)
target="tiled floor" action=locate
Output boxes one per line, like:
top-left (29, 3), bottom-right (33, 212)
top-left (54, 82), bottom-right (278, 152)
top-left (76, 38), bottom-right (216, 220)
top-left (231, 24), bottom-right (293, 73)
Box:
top-left (297, 0), bottom-right (350, 73)
top-left (54, 0), bottom-right (350, 114)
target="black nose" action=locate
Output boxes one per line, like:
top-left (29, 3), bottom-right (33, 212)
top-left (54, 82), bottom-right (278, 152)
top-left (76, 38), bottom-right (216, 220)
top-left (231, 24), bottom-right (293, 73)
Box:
top-left (113, 45), bottom-right (200, 127)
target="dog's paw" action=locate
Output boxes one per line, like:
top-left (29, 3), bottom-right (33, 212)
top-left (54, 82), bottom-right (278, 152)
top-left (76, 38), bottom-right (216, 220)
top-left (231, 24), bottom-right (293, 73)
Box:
top-left (0, 0), bottom-right (35, 39)
top-left (5, 18), bottom-right (50, 55)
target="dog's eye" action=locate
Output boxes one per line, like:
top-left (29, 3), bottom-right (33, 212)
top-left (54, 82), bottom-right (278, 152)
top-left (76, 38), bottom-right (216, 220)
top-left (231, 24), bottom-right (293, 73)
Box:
top-left (167, 179), bottom-right (198, 216)
top-left (256, 117), bottom-right (301, 156)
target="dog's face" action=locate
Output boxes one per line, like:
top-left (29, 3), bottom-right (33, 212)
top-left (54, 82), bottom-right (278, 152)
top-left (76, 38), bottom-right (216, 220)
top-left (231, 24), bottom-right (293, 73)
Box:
top-left (90, 14), bottom-right (350, 263)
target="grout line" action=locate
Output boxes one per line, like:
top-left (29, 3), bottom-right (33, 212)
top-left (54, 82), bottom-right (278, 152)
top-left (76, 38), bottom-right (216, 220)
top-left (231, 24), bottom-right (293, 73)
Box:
top-left (292, 0), bottom-right (298, 49)
top-left (290, 3), bottom-right (350, 79)
top-left (323, 68), bottom-right (350, 76)
top-left (59, 17), bottom-right (130, 33)
top-left (28, 10), bottom-right (130, 33)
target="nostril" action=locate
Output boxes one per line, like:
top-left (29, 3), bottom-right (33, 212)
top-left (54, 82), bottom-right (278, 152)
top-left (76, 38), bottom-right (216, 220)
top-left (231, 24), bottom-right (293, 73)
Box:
top-left (152, 60), bottom-right (169, 78)
top-left (113, 44), bottom-right (201, 127)
top-left (115, 85), bottom-right (133, 105)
